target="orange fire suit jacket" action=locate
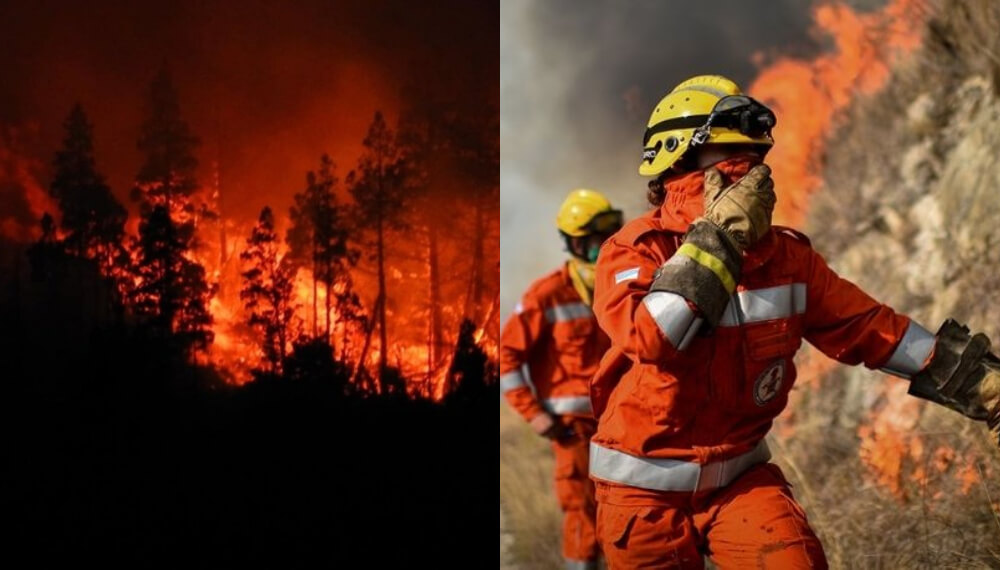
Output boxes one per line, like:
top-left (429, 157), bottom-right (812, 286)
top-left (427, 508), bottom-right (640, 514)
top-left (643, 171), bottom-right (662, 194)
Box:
top-left (500, 263), bottom-right (611, 421)
top-left (588, 205), bottom-right (936, 485)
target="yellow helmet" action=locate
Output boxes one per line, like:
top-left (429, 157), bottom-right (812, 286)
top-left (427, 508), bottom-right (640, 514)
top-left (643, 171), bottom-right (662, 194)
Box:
top-left (556, 188), bottom-right (622, 238)
top-left (639, 75), bottom-right (776, 177)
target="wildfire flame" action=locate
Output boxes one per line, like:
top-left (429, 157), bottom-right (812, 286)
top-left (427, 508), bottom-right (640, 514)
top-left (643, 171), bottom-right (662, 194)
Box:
top-left (750, 0), bottom-right (924, 227)
top-left (755, 0), bottom-right (994, 500)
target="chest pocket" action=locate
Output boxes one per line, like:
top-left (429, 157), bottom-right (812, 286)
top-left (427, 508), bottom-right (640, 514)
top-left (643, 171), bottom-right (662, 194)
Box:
top-left (744, 319), bottom-right (800, 361)
top-left (555, 318), bottom-right (595, 352)
top-left (552, 317), bottom-right (598, 382)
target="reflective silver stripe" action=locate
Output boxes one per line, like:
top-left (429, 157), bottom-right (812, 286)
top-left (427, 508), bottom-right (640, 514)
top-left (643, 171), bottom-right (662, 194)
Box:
top-left (880, 321), bottom-right (935, 379)
top-left (565, 559), bottom-right (599, 570)
top-left (589, 440), bottom-right (771, 492)
top-left (615, 267), bottom-right (640, 284)
top-left (499, 371), bottom-right (527, 393)
top-left (545, 302), bottom-right (592, 323)
top-left (718, 283), bottom-right (807, 327)
top-left (544, 396), bottom-right (592, 415)
top-left (642, 291), bottom-right (699, 349)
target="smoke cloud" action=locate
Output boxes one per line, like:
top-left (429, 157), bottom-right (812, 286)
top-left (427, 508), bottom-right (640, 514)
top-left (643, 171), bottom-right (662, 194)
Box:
top-left (0, 0), bottom-right (497, 230)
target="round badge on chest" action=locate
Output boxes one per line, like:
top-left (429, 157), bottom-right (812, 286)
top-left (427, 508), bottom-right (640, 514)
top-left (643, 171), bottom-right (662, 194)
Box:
top-left (753, 360), bottom-right (785, 406)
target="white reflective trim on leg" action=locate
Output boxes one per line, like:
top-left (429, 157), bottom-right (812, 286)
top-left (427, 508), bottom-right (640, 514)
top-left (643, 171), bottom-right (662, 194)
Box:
top-left (544, 396), bottom-right (592, 415)
top-left (880, 321), bottom-right (936, 379)
top-left (565, 559), bottom-right (599, 570)
top-left (500, 370), bottom-right (527, 393)
top-left (546, 302), bottom-right (593, 323)
top-left (718, 283), bottom-right (807, 326)
top-left (589, 440), bottom-right (770, 492)
top-left (642, 291), bottom-right (698, 349)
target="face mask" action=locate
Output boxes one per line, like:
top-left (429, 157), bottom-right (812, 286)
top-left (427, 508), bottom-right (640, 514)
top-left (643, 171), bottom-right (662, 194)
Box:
top-left (587, 244), bottom-right (600, 263)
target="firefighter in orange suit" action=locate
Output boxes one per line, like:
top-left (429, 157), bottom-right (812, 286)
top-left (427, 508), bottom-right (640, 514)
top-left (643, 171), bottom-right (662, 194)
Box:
top-left (588, 74), bottom-right (1000, 569)
top-left (500, 189), bottom-right (622, 569)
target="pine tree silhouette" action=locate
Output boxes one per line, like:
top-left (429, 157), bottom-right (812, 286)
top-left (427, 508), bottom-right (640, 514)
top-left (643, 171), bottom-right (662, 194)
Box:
top-left (348, 112), bottom-right (407, 391)
top-left (129, 65), bottom-right (214, 358)
top-left (240, 206), bottom-right (297, 374)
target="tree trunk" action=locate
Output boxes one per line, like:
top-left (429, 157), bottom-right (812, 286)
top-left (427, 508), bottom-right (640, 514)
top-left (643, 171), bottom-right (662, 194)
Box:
top-left (376, 205), bottom-right (387, 393)
top-left (428, 223), bottom-right (442, 375)
top-left (325, 271), bottom-right (332, 342)
top-left (312, 240), bottom-right (318, 338)
top-left (465, 192), bottom-right (486, 322)
top-left (354, 292), bottom-right (382, 392)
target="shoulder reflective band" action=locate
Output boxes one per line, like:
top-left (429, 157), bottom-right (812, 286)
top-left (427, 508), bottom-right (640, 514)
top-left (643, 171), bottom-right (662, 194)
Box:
top-left (677, 242), bottom-right (737, 294)
top-left (544, 396), bottom-right (592, 415)
top-left (589, 440), bottom-right (771, 493)
top-left (545, 302), bottom-right (593, 323)
top-left (880, 321), bottom-right (936, 379)
top-left (499, 370), bottom-right (528, 393)
top-left (718, 283), bottom-right (807, 327)
top-left (642, 291), bottom-right (702, 350)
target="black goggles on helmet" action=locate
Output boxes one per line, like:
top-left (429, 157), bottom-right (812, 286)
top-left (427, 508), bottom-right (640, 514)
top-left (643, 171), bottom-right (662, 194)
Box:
top-left (642, 95), bottom-right (777, 147)
top-left (580, 210), bottom-right (624, 235)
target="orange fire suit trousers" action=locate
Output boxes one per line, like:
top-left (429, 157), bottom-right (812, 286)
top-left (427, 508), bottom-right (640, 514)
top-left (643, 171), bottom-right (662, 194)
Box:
top-left (553, 416), bottom-right (601, 565)
top-left (595, 463), bottom-right (827, 569)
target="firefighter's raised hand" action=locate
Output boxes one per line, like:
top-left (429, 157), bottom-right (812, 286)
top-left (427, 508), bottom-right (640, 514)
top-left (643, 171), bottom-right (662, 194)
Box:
top-left (702, 164), bottom-right (776, 251)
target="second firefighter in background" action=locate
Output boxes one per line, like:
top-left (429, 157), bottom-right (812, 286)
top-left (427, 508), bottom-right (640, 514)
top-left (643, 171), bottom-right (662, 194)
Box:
top-left (500, 190), bottom-right (623, 569)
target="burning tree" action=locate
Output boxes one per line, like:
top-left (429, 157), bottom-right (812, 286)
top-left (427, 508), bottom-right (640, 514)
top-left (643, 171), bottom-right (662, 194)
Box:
top-left (133, 206), bottom-right (214, 353)
top-left (286, 154), bottom-right (359, 345)
top-left (128, 64), bottom-right (214, 358)
top-left (49, 104), bottom-right (128, 270)
top-left (240, 206), bottom-right (297, 374)
top-left (393, 89), bottom-right (501, 395)
top-left (131, 64), bottom-right (202, 217)
top-left (348, 112), bottom-right (407, 390)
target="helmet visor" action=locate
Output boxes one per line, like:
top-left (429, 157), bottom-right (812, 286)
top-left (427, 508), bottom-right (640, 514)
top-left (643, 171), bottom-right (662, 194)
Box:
top-left (582, 210), bottom-right (624, 235)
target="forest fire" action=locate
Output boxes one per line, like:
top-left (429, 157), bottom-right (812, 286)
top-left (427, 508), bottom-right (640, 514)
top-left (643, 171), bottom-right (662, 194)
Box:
top-left (1, 67), bottom-right (498, 400)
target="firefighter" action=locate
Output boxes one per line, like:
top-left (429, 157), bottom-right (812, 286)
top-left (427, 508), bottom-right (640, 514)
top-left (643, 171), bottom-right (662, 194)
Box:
top-left (500, 188), bottom-right (623, 569)
top-left (588, 74), bottom-right (1000, 568)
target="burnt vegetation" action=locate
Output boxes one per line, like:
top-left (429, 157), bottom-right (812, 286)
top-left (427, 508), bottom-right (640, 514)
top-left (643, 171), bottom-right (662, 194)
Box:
top-left (0, 63), bottom-right (498, 563)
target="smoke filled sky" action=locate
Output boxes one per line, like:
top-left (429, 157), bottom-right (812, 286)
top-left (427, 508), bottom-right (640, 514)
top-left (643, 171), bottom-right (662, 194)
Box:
top-left (501, 0), bottom-right (830, 316)
top-left (0, 0), bottom-right (497, 230)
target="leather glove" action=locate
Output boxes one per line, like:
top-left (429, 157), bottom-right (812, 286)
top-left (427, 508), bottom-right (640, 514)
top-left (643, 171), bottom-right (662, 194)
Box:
top-left (530, 412), bottom-right (570, 440)
top-left (979, 365), bottom-right (1000, 445)
top-left (702, 164), bottom-right (776, 251)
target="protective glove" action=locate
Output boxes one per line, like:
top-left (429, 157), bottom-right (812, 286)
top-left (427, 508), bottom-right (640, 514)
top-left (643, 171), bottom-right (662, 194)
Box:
top-left (529, 412), bottom-right (572, 440)
top-left (908, 319), bottom-right (1000, 446)
top-left (701, 164), bottom-right (776, 251)
top-left (979, 365), bottom-right (1000, 444)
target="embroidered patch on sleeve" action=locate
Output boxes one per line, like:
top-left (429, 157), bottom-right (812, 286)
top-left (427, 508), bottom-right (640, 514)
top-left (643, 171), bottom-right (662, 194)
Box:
top-left (614, 267), bottom-right (640, 284)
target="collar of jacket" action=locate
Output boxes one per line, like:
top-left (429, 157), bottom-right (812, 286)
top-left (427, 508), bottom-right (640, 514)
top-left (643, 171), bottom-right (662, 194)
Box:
top-left (653, 157), bottom-right (777, 273)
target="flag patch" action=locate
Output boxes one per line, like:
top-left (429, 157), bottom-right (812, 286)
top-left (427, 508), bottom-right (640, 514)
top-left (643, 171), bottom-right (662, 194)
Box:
top-left (615, 267), bottom-right (640, 284)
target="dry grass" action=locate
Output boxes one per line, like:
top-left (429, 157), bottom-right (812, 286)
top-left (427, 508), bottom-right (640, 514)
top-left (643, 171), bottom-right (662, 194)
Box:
top-left (500, 400), bottom-right (563, 569)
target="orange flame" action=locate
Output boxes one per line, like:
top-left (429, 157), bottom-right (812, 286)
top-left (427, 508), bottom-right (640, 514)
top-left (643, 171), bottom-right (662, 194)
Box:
top-left (750, 0), bottom-right (924, 227)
